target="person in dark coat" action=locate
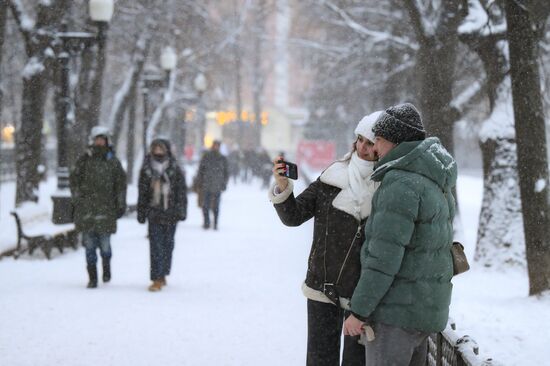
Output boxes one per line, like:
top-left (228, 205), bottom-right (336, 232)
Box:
top-left (70, 126), bottom-right (127, 289)
top-left (268, 112), bottom-right (381, 366)
top-left (196, 140), bottom-right (228, 230)
top-left (137, 138), bottom-right (188, 292)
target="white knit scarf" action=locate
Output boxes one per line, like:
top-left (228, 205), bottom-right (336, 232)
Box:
top-left (151, 159), bottom-right (170, 210)
top-left (320, 152), bottom-right (376, 220)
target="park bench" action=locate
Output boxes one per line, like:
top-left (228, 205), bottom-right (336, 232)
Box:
top-left (10, 203), bottom-right (77, 260)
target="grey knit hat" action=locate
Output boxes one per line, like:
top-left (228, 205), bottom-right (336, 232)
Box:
top-left (372, 103), bottom-right (426, 144)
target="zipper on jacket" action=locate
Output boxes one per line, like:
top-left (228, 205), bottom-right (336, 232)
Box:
top-left (335, 223), bottom-right (362, 285)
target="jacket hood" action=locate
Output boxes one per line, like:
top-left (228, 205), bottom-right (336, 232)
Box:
top-left (150, 138), bottom-right (173, 157)
top-left (372, 137), bottom-right (457, 191)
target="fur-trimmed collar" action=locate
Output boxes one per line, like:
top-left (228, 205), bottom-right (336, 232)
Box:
top-left (319, 160), bottom-right (349, 189)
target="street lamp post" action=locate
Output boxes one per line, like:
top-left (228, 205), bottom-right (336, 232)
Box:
top-left (87, 0), bottom-right (114, 131)
top-left (160, 46), bottom-right (177, 83)
top-left (141, 47), bottom-right (177, 153)
top-left (51, 0), bottom-right (114, 224)
top-left (141, 74), bottom-right (164, 153)
top-left (194, 73), bottom-right (207, 153)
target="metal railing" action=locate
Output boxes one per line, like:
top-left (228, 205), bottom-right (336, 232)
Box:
top-left (427, 319), bottom-right (500, 366)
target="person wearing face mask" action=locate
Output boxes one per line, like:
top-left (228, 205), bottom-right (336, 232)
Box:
top-left (70, 126), bottom-right (127, 289)
top-left (137, 138), bottom-right (188, 292)
top-left (268, 112), bottom-right (382, 366)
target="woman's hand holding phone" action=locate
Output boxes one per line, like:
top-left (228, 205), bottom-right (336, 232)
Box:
top-left (272, 157), bottom-right (289, 192)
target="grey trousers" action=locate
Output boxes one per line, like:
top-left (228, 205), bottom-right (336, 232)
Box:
top-left (365, 322), bottom-right (429, 366)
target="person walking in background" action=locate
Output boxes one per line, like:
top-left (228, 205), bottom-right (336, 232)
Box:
top-left (269, 112), bottom-right (381, 366)
top-left (137, 138), bottom-right (188, 292)
top-left (343, 103), bottom-right (457, 366)
top-left (70, 126), bottom-right (127, 289)
top-left (196, 140), bottom-right (228, 230)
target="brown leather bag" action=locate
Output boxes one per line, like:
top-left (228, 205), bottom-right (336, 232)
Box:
top-left (451, 241), bottom-right (470, 276)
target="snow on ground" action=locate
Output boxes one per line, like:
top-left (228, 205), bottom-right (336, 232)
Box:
top-left (0, 172), bottom-right (548, 365)
top-left (0, 176), bottom-right (312, 366)
top-left (451, 174), bottom-right (550, 366)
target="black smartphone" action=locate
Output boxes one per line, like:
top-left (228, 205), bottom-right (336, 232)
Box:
top-left (278, 160), bottom-right (298, 180)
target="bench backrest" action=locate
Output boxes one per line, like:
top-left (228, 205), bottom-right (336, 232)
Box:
top-left (12, 203), bottom-right (51, 226)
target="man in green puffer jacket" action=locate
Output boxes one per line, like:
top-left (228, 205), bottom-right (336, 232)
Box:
top-left (343, 103), bottom-right (457, 366)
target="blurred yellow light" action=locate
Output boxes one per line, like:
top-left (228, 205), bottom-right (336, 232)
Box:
top-left (204, 134), bottom-right (214, 148)
top-left (2, 124), bottom-right (15, 143)
top-left (261, 111), bottom-right (268, 126)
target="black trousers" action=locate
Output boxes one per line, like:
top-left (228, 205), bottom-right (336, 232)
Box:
top-left (307, 299), bottom-right (365, 366)
top-left (148, 223), bottom-right (176, 281)
top-left (202, 191), bottom-right (221, 226)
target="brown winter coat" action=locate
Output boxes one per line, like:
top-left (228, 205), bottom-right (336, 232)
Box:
top-left (271, 178), bottom-right (367, 300)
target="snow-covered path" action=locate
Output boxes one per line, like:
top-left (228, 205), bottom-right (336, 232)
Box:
top-left (1, 175), bottom-right (549, 366)
top-left (0, 179), bottom-right (312, 366)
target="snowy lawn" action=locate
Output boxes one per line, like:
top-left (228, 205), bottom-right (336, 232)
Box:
top-left (0, 174), bottom-right (548, 365)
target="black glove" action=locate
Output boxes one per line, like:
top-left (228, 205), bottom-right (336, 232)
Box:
top-left (137, 213), bottom-right (146, 224)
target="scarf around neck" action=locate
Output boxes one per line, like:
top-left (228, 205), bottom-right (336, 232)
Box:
top-left (320, 151), bottom-right (377, 220)
top-left (151, 159), bottom-right (171, 210)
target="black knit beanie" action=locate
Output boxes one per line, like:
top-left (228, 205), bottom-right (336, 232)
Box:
top-left (372, 103), bottom-right (426, 144)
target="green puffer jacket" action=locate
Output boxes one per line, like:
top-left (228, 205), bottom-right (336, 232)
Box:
top-left (70, 146), bottom-right (127, 234)
top-left (350, 137), bottom-right (457, 333)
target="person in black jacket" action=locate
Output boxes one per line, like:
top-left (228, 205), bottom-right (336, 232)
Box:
top-left (269, 112), bottom-right (381, 366)
top-left (196, 140), bottom-right (229, 230)
top-left (70, 126), bottom-right (127, 289)
top-left (137, 138), bottom-right (188, 292)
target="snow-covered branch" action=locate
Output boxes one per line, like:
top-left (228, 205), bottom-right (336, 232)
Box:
top-left (108, 32), bottom-right (151, 131)
top-left (458, 0), bottom-right (506, 37)
top-left (320, 0), bottom-right (418, 51)
top-left (214, 0), bottom-right (252, 53)
top-left (450, 80), bottom-right (483, 113)
top-left (145, 69), bottom-right (177, 146)
top-left (286, 37), bottom-right (349, 56)
top-left (7, 0), bottom-right (33, 48)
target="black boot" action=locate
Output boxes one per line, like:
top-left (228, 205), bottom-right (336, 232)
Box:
top-left (87, 265), bottom-right (98, 289)
top-left (102, 259), bottom-right (111, 283)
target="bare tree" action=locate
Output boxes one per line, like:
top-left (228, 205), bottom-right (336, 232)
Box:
top-left (458, 0), bottom-right (524, 267)
top-left (403, 0), bottom-right (468, 154)
top-left (8, 0), bottom-right (70, 205)
top-left (505, 0), bottom-right (550, 295)
top-left (0, 0), bottom-right (7, 114)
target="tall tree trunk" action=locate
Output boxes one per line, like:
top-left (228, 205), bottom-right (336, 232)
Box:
top-left (126, 83), bottom-right (137, 185)
top-left (9, 0), bottom-right (70, 205)
top-left (251, 0), bottom-right (267, 147)
top-left (458, 6), bottom-right (525, 267)
top-left (69, 46), bottom-right (95, 165)
top-left (505, 0), bottom-right (550, 295)
top-left (234, 38), bottom-right (243, 149)
top-left (404, 0), bottom-right (466, 154)
top-left (0, 0), bottom-right (7, 114)
top-left (15, 72), bottom-right (48, 204)
top-left (475, 79), bottom-right (524, 267)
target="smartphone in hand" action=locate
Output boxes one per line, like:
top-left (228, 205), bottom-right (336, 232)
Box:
top-left (278, 160), bottom-right (298, 180)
